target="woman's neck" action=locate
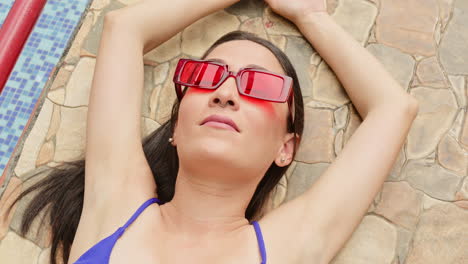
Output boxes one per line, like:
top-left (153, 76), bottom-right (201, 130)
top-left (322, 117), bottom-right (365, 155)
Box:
top-left (158, 167), bottom-right (259, 239)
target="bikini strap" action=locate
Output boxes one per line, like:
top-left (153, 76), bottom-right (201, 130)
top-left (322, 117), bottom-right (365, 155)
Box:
top-left (252, 220), bottom-right (267, 264)
top-left (121, 197), bottom-right (162, 230)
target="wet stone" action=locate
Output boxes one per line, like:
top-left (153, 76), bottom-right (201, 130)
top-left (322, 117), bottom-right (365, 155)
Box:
top-left (270, 176), bottom-right (287, 209)
top-left (387, 147), bottom-right (406, 181)
top-left (238, 15), bottom-right (249, 22)
top-left (376, 0), bottom-right (439, 56)
top-left (402, 159), bottom-right (463, 201)
top-left (64, 57), bottom-right (96, 107)
top-left (438, 0), bottom-right (455, 31)
top-left (405, 203), bottom-right (468, 263)
top-left (54, 106), bottom-right (88, 162)
top-left (395, 227), bottom-right (413, 264)
top-left (240, 17), bottom-right (268, 40)
top-left (64, 12), bottom-right (94, 64)
top-left (447, 112), bottom-right (465, 150)
top-left (448, 75), bottom-right (466, 108)
top-left (141, 66), bottom-right (155, 118)
top-left (422, 194), bottom-right (448, 211)
top-left (334, 105), bottom-right (348, 130)
top-left (150, 84), bottom-right (162, 121)
top-left (263, 7), bottom-right (302, 36)
top-left (331, 215), bottom-right (397, 264)
top-left (153, 62), bottom-right (169, 86)
top-left (36, 140), bottom-right (55, 167)
top-left (334, 129), bottom-right (344, 156)
top-left (313, 61), bottom-right (350, 106)
top-left (37, 247), bottom-right (51, 264)
top-left (439, 0), bottom-right (468, 75)
top-left (306, 99), bottom-right (338, 110)
top-left (295, 107), bottom-right (335, 164)
top-left (142, 117), bottom-right (161, 139)
top-left (182, 11), bottom-right (240, 58)
top-left (144, 33), bottom-right (181, 64)
top-left (268, 34), bottom-right (286, 51)
top-left (332, 0), bottom-right (377, 45)
top-left (225, 0), bottom-right (266, 18)
top-left (50, 67), bottom-right (72, 91)
top-left (118, 0), bottom-right (140, 5)
top-left (437, 133), bottom-right (468, 176)
top-left (367, 44), bottom-right (415, 91)
top-left (374, 181), bottom-right (424, 230)
top-left (0, 177), bottom-right (22, 240)
top-left (82, 1), bottom-right (126, 56)
top-left (155, 57), bottom-right (181, 124)
top-left (14, 100), bottom-right (54, 177)
top-left (284, 162), bottom-right (330, 202)
top-left (343, 105), bottom-right (362, 145)
top-left (454, 200), bottom-right (468, 210)
top-left (407, 87), bottom-right (458, 159)
top-left (327, 0), bottom-right (339, 14)
top-left (461, 110), bottom-right (468, 149)
top-left (45, 104), bottom-right (61, 141)
top-left (47, 88), bottom-right (65, 105)
top-left (285, 36), bottom-right (315, 97)
top-left (90, 0), bottom-right (110, 10)
top-left (0, 231), bottom-right (42, 264)
top-left (416, 57), bottom-right (448, 88)
top-left (456, 176), bottom-right (468, 201)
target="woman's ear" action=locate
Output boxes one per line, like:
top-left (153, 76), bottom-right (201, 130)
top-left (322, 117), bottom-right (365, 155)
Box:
top-left (274, 133), bottom-right (298, 167)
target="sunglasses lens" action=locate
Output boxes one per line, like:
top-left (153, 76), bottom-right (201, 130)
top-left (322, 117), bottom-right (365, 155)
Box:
top-left (177, 60), bottom-right (289, 101)
top-left (180, 61), bottom-right (224, 87)
top-left (240, 71), bottom-right (284, 100)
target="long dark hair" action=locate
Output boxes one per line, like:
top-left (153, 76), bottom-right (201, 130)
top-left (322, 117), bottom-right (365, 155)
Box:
top-left (4, 30), bottom-right (304, 264)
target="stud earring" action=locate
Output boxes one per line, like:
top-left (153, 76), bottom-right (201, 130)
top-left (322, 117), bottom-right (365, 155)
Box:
top-left (281, 157), bottom-right (285, 162)
top-left (168, 137), bottom-right (174, 143)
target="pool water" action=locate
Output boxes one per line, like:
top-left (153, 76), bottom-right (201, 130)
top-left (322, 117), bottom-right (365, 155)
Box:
top-left (0, 0), bottom-right (90, 180)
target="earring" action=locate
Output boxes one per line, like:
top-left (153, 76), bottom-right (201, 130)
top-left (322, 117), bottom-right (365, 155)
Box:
top-left (281, 157), bottom-right (285, 162)
top-left (168, 137), bottom-right (174, 143)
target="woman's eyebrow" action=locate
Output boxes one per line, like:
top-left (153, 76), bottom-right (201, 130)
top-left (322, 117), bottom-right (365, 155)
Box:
top-left (207, 58), bottom-right (269, 71)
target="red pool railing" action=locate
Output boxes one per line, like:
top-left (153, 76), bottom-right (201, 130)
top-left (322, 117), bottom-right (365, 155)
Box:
top-left (0, 0), bottom-right (47, 94)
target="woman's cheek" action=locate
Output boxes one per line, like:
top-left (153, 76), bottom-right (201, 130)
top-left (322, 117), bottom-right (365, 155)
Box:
top-left (242, 96), bottom-right (276, 118)
top-left (185, 87), bottom-right (212, 97)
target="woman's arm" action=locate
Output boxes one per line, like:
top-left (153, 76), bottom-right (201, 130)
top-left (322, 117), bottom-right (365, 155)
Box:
top-left (258, 2), bottom-right (419, 263)
top-left (106, 0), bottom-right (239, 53)
top-left (294, 12), bottom-right (419, 117)
top-left (83, 0), bottom-right (238, 211)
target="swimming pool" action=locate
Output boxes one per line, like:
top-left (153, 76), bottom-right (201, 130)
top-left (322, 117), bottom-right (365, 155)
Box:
top-left (0, 0), bottom-right (91, 186)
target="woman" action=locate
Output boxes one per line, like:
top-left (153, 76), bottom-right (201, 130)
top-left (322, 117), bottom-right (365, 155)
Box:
top-left (7, 0), bottom-right (419, 263)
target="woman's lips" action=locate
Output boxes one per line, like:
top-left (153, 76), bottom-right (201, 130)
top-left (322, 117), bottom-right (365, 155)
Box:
top-left (200, 114), bottom-right (240, 132)
top-left (202, 121), bottom-right (238, 132)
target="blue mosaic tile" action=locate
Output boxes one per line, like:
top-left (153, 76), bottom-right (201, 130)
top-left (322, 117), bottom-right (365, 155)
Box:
top-left (0, 0), bottom-right (91, 174)
top-left (0, 1), bottom-right (13, 26)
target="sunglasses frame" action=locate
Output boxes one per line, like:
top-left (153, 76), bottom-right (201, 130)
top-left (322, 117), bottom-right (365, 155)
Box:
top-left (173, 58), bottom-right (295, 125)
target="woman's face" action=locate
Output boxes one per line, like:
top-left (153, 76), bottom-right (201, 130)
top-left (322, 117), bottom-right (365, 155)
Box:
top-left (173, 40), bottom-right (295, 181)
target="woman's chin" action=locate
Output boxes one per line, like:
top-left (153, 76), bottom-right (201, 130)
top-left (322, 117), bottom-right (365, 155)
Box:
top-left (180, 143), bottom-right (237, 162)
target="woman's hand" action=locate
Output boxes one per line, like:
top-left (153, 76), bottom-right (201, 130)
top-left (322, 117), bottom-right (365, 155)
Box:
top-left (263, 0), bottom-right (327, 24)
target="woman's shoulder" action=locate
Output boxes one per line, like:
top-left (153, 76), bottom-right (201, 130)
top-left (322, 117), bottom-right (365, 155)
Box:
top-left (69, 193), bottom-right (160, 263)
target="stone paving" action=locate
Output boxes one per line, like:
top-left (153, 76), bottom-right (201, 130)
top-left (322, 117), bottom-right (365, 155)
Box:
top-left (0, 0), bottom-right (467, 263)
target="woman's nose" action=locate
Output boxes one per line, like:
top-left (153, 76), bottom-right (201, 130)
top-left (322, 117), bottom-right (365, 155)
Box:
top-left (209, 73), bottom-right (240, 109)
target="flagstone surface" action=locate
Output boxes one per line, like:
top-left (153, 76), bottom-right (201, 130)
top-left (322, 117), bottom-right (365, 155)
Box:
top-left (1, 0), bottom-right (467, 263)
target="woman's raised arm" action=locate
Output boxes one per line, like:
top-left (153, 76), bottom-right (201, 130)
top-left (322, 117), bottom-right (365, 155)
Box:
top-left (82, 0), bottom-right (239, 213)
top-left (259, 1), bottom-right (419, 263)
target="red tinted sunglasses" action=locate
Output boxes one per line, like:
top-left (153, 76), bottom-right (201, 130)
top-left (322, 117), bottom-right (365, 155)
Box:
top-left (173, 58), bottom-right (293, 105)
